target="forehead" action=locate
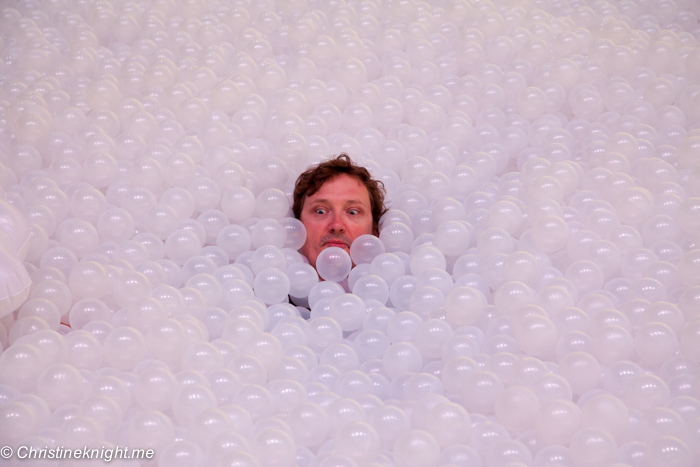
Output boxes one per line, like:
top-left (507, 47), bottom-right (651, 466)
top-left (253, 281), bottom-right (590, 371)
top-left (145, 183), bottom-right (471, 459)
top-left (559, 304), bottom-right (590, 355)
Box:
top-left (305, 174), bottom-right (371, 204)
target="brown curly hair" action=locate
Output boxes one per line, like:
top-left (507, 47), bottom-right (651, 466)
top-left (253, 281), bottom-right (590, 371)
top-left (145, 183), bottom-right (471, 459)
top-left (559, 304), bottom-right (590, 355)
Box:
top-left (292, 154), bottom-right (387, 235)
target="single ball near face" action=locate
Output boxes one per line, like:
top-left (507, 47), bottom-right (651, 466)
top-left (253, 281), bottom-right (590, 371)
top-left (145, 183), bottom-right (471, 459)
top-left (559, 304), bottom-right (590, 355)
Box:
top-left (350, 234), bottom-right (386, 265)
top-left (280, 217), bottom-right (307, 250)
top-left (316, 247), bottom-right (352, 282)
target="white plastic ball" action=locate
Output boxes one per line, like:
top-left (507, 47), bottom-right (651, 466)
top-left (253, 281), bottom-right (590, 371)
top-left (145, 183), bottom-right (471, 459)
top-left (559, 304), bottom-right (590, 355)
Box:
top-left (316, 247), bottom-right (352, 283)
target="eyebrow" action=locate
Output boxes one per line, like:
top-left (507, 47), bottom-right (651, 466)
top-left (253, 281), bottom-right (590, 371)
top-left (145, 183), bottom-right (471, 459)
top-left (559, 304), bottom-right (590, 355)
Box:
top-left (307, 198), bottom-right (368, 206)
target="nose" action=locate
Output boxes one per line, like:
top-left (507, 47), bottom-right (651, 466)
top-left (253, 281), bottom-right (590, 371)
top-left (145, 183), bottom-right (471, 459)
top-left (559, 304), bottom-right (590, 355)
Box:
top-left (328, 211), bottom-right (345, 234)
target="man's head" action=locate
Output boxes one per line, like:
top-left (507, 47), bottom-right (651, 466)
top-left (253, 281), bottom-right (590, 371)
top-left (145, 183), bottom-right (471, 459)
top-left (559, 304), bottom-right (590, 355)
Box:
top-left (293, 154), bottom-right (387, 268)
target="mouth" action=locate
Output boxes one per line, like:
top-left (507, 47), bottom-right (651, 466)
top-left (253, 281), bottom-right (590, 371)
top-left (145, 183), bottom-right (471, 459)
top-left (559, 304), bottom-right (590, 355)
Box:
top-left (324, 241), bottom-right (349, 249)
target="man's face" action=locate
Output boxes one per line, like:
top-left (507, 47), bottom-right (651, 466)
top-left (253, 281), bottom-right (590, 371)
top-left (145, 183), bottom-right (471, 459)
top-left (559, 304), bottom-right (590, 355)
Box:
top-left (299, 174), bottom-right (374, 268)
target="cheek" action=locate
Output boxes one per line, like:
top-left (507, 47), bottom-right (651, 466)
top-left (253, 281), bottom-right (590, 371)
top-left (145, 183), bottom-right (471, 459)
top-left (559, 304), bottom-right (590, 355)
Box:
top-left (304, 222), bottom-right (323, 242)
top-left (352, 219), bottom-right (373, 237)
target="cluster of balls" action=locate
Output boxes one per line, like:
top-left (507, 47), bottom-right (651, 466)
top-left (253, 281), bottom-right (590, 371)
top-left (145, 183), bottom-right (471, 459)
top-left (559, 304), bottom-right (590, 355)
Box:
top-left (1, 0), bottom-right (700, 466)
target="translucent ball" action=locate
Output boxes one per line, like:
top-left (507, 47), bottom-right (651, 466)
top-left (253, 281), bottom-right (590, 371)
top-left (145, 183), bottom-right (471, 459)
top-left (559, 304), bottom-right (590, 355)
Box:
top-left (36, 363), bottom-right (83, 410)
top-left (59, 218), bottom-right (99, 259)
top-left (67, 261), bottom-right (110, 300)
top-left (221, 187), bottom-right (257, 223)
top-left (68, 297), bottom-right (111, 330)
top-left (534, 399), bottom-right (581, 446)
top-left (29, 278), bottom-right (72, 316)
top-left (379, 222), bottom-right (414, 254)
top-left (251, 428), bottom-right (296, 467)
top-left (127, 410), bottom-right (174, 454)
top-left (512, 313), bottom-right (558, 358)
top-left (445, 286), bottom-right (484, 326)
top-left (503, 251), bottom-right (541, 287)
top-left (329, 293), bottom-right (366, 332)
top-left (279, 218), bottom-right (307, 251)
top-left (570, 88), bottom-right (604, 121)
top-left (243, 333), bottom-right (283, 373)
top-left (494, 386), bottom-right (540, 435)
top-left (65, 330), bottom-right (103, 370)
top-left (256, 188), bottom-right (289, 219)
top-left (634, 322), bottom-right (678, 367)
top-left (352, 275), bottom-right (389, 304)
top-left (103, 327), bottom-right (147, 371)
top-left (334, 421), bottom-right (380, 464)
top-left (253, 268), bottom-right (290, 305)
top-left (383, 342), bottom-right (423, 380)
top-left (251, 246), bottom-right (287, 275)
top-left (111, 270), bottom-right (151, 308)
top-left (368, 404), bottom-right (410, 450)
top-left (165, 229), bottom-right (203, 265)
top-left (19, 298), bottom-right (61, 330)
top-left (565, 260), bottom-right (605, 295)
top-left (433, 221), bottom-right (470, 257)
top-left (569, 427), bottom-right (617, 467)
top-left (172, 384), bottom-right (217, 429)
top-left (97, 207), bottom-right (135, 243)
top-left (409, 246), bottom-right (446, 276)
top-left (158, 441), bottom-right (204, 467)
top-left (0, 343), bottom-right (45, 392)
top-left (531, 215), bottom-right (570, 252)
top-left (516, 87), bottom-right (548, 119)
top-left (0, 399), bottom-right (43, 446)
top-left (350, 234), bottom-right (386, 265)
top-left (415, 319), bottom-right (453, 359)
top-left (678, 249), bottom-right (700, 288)
top-left (316, 247), bottom-right (352, 282)
top-left (392, 430), bottom-right (440, 467)
top-left (287, 263), bottom-right (319, 299)
top-left (369, 253), bottom-right (405, 287)
top-left (557, 351), bottom-right (602, 396)
top-left (305, 317), bottom-right (343, 354)
top-left (425, 402), bottom-right (471, 447)
top-left (287, 402), bottom-right (329, 448)
top-left (580, 394), bottom-right (629, 442)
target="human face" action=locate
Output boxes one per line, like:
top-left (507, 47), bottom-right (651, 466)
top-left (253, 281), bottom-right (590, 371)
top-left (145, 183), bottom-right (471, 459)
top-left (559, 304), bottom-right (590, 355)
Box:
top-left (299, 174), bottom-right (374, 268)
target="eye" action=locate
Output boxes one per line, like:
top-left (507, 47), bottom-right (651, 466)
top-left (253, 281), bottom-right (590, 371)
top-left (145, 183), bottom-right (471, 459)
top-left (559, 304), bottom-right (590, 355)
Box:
top-left (315, 208), bottom-right (327, 215)
top-left (348, 209), bottom-right (360, 215)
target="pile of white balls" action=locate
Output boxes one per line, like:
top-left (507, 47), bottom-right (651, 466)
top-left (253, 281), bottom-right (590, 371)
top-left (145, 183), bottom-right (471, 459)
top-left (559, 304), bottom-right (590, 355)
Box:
top-left (1, 0), bottom-right (700, 466)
